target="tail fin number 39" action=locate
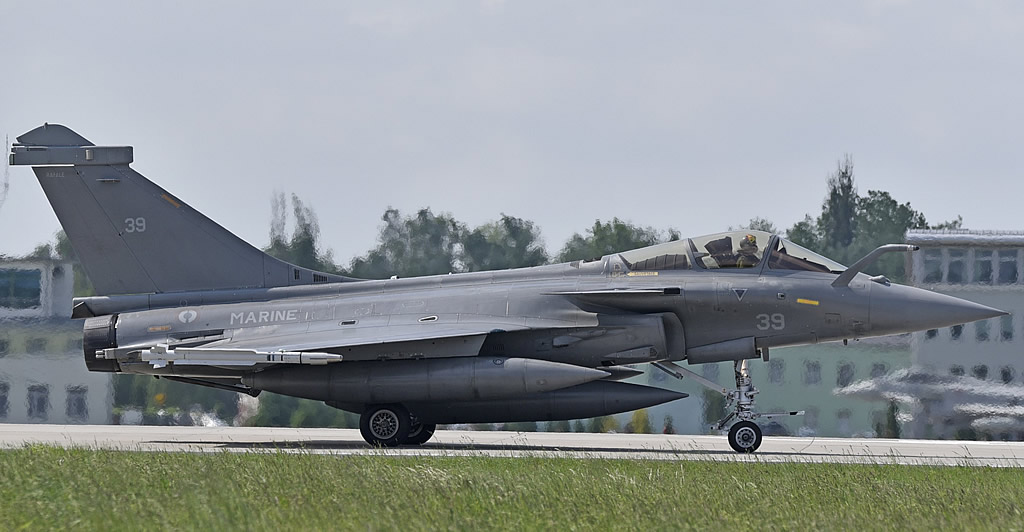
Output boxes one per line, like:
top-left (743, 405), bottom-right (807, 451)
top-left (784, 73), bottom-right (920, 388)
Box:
top-left (124, 217), bottom-right (146, 233)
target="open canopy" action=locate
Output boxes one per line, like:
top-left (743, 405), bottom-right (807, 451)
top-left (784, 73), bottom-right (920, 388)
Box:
top-left (618, 230), bottom-right (847, 274)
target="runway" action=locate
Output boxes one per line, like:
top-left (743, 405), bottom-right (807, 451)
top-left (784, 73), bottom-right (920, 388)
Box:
top-left (2, 424), bottom-right (1023, 467)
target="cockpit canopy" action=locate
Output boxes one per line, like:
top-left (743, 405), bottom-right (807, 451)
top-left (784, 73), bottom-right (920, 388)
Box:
top-left (618, 230), bottom-right (846, 274)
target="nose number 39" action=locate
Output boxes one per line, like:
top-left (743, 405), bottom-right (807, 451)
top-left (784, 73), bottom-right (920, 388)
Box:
top-left (756, 313), bottom-right (785, 330)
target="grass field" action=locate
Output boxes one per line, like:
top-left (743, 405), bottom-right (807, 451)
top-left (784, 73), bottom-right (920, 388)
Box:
top-left (1, 446), bottom-right (1022, 530)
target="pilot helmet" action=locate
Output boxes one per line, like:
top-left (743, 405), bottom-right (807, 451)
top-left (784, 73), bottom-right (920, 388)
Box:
top-left (740, 234), bottom-right (758, 251)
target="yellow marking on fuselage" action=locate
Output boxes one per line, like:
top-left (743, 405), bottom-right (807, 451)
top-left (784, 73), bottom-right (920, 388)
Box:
top-left (797, 298), bottom-right (820, 306)
top-left (148, 325), bottom-right (172, 332)
top-left (161, 193), bottom-right (181, 208)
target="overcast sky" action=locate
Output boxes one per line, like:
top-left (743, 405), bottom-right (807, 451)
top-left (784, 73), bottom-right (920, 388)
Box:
top-left (2, 2), bottom-right (1022, 263)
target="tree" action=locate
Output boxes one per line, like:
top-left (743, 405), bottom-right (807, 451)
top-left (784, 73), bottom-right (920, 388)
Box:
top-left (874, 400), bottom-right (901, 439)
top-left (747, 217), bottom-right (778, 234)
top-left (505, 421), bottom-right (539, 432)
top-left (818, 155), bottom-right (858, 249)
top-left (113, 375), bottom-right (240, 423)
top-left (557, 218), bottom-right (676, 262)
top-left (786, 215), bottom-right (819, 250)
top-left (585, 415), bottom-right (620, 433)
top-left (546, 420), bottom-right (572, 432)
top-left (264, 193), bottom-right (341, 273)
top-left (347, 208), bottom-right (464, 279)
top-left (786, 156), bottom-right (962, 282)
top-left (245, 393), bottom-right (357, 428)
top-left (461, 214), bottom-right (548, 271)
top-left (625, 409), bottom-right (653, 434)
top-left (702, 390), bottom-right (726, 431)
top-left (848, 190), bottom-right (929, 280)
top-left (733, 217), bottom-right (779, 235)
top-left (662, 414), bottom-right (676, 434)
top-left (18, 230), bottom-right (94, 296)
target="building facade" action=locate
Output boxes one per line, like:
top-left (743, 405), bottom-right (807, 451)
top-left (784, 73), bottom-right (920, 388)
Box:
top-left (906, 230), bottom-right (1024, 382)
top-left (0, 260), bottom-right (112, 424)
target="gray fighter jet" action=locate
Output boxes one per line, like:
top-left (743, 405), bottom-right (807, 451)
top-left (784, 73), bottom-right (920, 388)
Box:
top-left (9, 124), bottom-right (1005, 452)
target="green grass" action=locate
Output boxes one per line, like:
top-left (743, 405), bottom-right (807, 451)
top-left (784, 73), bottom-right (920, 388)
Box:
top-left (1, 446), bottom-right (1023, 531)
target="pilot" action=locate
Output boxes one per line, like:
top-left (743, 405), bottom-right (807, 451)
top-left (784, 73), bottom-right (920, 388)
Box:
top-left (736, 234), bottom-right (760, 268)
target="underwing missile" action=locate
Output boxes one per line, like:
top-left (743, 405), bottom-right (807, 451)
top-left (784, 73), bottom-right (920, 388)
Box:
top-left (135, 344), bottom-right (343, 368)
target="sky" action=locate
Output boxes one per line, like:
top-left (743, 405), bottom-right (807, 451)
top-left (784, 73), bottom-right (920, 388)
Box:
top-left (2, 1), bottom-right (1023, 264)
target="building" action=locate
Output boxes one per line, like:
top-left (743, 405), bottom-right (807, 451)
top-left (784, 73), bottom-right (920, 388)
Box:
top-left (905, 230), bottom-right (1024, 382)
top-left (0, 260), bottom-right (112, 424)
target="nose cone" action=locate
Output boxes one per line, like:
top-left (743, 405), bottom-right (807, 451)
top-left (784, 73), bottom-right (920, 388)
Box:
top-left (869, 283), bottom-right (1008, 337)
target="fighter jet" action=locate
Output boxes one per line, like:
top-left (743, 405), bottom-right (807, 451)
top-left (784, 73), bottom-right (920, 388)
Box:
top-left (837, 368), bottom-right (1024, 438)
top-left (9, 124), bottom-right (1006, 452)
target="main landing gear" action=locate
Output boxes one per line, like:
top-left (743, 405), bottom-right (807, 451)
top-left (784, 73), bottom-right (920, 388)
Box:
top-left (359, 404), bottom-right (437, 447)
top-left (654, 359), bottom-right (803, 453)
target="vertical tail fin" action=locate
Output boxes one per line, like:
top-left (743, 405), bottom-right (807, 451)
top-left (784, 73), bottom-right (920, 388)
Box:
top-left (10, 124), bottom-right (352, 296)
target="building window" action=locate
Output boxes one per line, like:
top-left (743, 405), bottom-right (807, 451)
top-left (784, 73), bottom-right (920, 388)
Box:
top-left (925, 329), bottom-right (938, 340)
top-left (923, 250), bottom-right (943, 283)
top-left (27, 384), bottom-right (49, 421)
top-left (0, 268), bottom-right (43, 309)
top-left (1001, 315), bottom-right (1014, 342)
top-left (66, 386), bottom-right (89, 422)
top-left (25, 337), bottom-right (48, 354)
top-left (972, 365), bottom-right (989, 380)
top-left (947, 250), bottom-right (966, 284)
top-left (870, 363), bottom-right (888, 378)
top-left (974, 251), bottom-right (993, 285)
top-left (768, 359), bottom-right (785, 384)
top-left (951, 324), bottom-right (964, 341)
top-left (950, 365), bottom-right (965, 377)
top-left (998, 250), bottom-right (1019, 285)
top-left (702, 362), bottom-right (720, 383)
top-left (976, 320), bottom-right (991, 342)
top-left (1001, 366), bottom-right (1015, 384)
top-left (804, 360), bottom-right (821, 385)
top-left (837, 409), bottom-right (852, 436)
top-left (836, 362), bottom-right (855, 387)
top-left (0, 382), bottom-right (8, 419)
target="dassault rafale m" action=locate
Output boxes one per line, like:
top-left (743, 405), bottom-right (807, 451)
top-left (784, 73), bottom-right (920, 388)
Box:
top-left (9, 124), bottom-right (1006, 452)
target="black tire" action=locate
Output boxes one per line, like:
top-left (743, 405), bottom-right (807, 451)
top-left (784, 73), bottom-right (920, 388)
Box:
top-left (360, 404), bottom-right (411, 447)
top-left (728, 420), bottom-right (762, 453)
top-left (404, 422), bottom-right (436, 446)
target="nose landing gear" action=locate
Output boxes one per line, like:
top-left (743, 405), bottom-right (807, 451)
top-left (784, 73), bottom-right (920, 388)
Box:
top-left (654, 358), bottom-right (803, 453)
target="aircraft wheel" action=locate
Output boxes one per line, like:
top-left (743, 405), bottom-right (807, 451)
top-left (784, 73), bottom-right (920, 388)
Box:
top-left (728, 421), bottom-right (762, 453)
top-left (404, 422), bottom-right (437, 446)
top-left (360, 404), bottom-right (411, 447)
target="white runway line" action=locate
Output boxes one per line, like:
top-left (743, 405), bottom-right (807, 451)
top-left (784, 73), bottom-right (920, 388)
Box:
top-left (1, 424), bottom-right (1022, 467)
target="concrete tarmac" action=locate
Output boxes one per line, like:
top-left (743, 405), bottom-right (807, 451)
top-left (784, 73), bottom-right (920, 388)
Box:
top-left (2, 424), bottom-right (1024, 467)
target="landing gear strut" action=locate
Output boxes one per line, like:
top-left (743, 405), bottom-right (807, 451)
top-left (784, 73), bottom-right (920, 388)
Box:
top-left (653, 358), bottom-right (803, 453)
